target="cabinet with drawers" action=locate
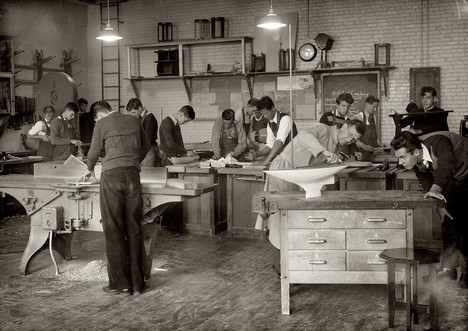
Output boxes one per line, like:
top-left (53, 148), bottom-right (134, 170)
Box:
top-left (252, 190), bottom-right (443, 314)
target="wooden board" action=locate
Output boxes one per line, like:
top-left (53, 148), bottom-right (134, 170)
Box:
top-left (252, 190), bottom-right (444, 211)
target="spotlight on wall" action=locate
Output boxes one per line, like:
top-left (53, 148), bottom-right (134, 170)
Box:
top-left (96, 0), bottom-right (122, 42)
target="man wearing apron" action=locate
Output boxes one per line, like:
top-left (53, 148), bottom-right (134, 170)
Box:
top-left (50, 102), bottom-right (82, 161)
top-left (354, 95), bottom-right (382, 161)
top-left (28, 105), bottom-right (56, 162)
top-left (211, 109), bottom-right (246, 160)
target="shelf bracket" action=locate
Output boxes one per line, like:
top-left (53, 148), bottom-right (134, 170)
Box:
top-left (182, 77), bottom-right (192, 102)
top-left (246, 75), bottom-right (253, 99)
top-left (130, 79), bottom-right (141, 99)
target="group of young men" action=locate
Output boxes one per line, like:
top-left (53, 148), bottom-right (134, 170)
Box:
top-left (27, 83), bottom-right (467, 294)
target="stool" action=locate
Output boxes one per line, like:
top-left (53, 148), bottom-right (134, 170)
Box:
top-left (380, 248), bottom-right (439, 330)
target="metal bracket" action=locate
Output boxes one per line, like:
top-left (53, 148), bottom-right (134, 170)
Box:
top-left (25, 190), bottom-right (62, 215)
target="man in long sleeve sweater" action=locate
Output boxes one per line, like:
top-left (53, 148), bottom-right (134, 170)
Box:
top-left (50, 102), bottom-right (82, 161)
top-left (126, 98), bottom-right (160, 167)
top-left (83, 101), bottom-right (150, 296)
top-left (159, 105), bottom-right (195, 166)
top-left (391, 131), bottom-right (468, 288)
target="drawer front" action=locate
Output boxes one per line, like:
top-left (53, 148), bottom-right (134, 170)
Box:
top-left (347, 229), bottom-right (407, 250)
top-left (289, 250), bottom-right (346, 271)
top-left (347, 251), bottom-right (388, 271)
top-left (287, 210), bottom-right (406, 229)
top-left (288, 230), bottom-right (345, 250)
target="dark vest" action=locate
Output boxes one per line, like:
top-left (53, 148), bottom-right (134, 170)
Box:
top-left (37, 119), bottom-right (55, 162)
top-left (268, 111), bottom-right (298, 152)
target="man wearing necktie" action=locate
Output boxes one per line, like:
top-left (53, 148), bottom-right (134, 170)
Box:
top-left (353, 95), bottom-right (383, 161)
top-left (27, 105), bottom-right (56, 161)
top-left (252, 96), bottom-right (297, 166)
top-left (319, 92), bottom-right (354, 128)
top-left (389, 86), bottom-right (449, 135)
top-left (391, 131), bottom-right (468, 288)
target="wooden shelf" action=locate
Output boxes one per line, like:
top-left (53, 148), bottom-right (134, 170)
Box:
top-left (126, 37), bottom-right (253, 100)
top-left (126, 37), bottom-right (253, 49)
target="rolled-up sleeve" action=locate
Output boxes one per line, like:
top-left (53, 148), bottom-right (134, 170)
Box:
top-left (28, 121), bottom-right (45, 135)
top-left (276, 116), bottom-right (293, 144)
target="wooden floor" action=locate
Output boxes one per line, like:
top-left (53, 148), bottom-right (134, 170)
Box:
top-left (0, 216), bottom-right (467, 331)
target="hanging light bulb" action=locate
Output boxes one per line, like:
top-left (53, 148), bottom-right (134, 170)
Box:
top-left (257, 0), bottom-right (286, 30)
top-left (96, 0), bottom-right (122, 41)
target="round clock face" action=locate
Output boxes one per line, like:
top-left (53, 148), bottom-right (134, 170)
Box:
top-left (299, 43), bottom-right (318, 62)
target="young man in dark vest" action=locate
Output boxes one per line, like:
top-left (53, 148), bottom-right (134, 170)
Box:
top-left (252, 96), bottom-right (297, 166)
top-left (391, 131), bottom-right (468, 288)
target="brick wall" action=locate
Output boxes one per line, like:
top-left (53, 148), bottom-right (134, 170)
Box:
top-left (86, 0), bottom-right (468, 145)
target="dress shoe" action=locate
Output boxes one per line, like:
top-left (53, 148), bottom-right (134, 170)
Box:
top-left (437, 268), bottom-right (458, 281)
top-left (102, 286), bottom-right (132, 295)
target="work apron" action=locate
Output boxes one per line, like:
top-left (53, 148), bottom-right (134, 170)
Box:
top-left (37, 120), bottom-right (54, 162)
top-left (220, 125), bottom-right (239, 157)
top-left (357, 113), bottom-right (378, 161)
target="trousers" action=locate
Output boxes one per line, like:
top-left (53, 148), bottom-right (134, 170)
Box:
top-left (100, 166), bottom-right (145, 291)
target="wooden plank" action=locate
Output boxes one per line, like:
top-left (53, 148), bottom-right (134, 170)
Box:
top-left (34, 163), bottom-right (167, 184)
top-left (253, 190), bottom-right (444, 210)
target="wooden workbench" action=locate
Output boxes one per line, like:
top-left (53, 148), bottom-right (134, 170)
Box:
top-left (252, 190), bottom-right (444, 315)
top-left (166, 164), bottom-right (226, 236)
top-left (217, 166), bottom-right (266, 239)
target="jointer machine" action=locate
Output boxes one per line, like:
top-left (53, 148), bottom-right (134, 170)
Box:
top-left (0, 162), bottom-right (216, 278)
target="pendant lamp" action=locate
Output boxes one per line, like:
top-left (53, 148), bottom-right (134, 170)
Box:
top-left (96, 0), bottom-right (122, 41)
top-left (256, 0), bottom-right (287, 29)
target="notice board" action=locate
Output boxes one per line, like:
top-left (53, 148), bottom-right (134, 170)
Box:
top-left (321, 71), bottom-right (380, 118)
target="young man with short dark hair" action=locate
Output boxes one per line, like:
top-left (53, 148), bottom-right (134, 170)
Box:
top-left (252, 96), bottom-right (297, 166)
top-left (319, 92), bottom-right (355, 127)
top-left (391, 131), bottom-right (468, 288)
top-left (82, 100), bottom-right (150, 295)
top-left (126, 98), bottom-right (160, 167)
top-left (50, 102), bottom-right (82, 160)
top-left (159, 105), bottom-right (195, 166)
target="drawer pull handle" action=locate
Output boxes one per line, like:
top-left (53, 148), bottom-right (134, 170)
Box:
top-left (307, 239), bottom-right (327, 244)
top-left (366, 218), bottom-right (387, 222)
top-left (367, 260), bottom-right (387, 265)
top-left (308, 260), bottom-right (327, 265)
top-left (306, 217), bottom-right (326, 223)
top-left (367, 239), bottom-right (387, 244)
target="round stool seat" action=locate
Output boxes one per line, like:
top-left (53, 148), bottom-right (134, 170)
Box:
top-left (380, 248), bottom-right (440, 265)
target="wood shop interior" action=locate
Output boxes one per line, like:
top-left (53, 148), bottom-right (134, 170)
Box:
top-left (0, 0), bottom-right (467, 330)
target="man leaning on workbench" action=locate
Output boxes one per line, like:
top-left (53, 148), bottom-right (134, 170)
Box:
top-left (391, 131), bottom-right (468, 288)
top-left (81, 101), bottom-right (150, 295)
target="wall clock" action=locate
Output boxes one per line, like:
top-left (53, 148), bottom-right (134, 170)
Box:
top-left (299, 43), bottom-right (317, 62)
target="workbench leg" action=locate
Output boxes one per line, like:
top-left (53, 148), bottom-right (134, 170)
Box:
top-left (428, 264), bottom-right (438, 330)
top-left (387, 260), bottom-right (396, 328)
top-left (20, 221), bottom-right (73, 275)
top-left (141, 221), bottom-right (158, 280)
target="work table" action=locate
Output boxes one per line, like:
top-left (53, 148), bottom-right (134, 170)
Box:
top-left (252, 190), bottom-right (443, 315)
